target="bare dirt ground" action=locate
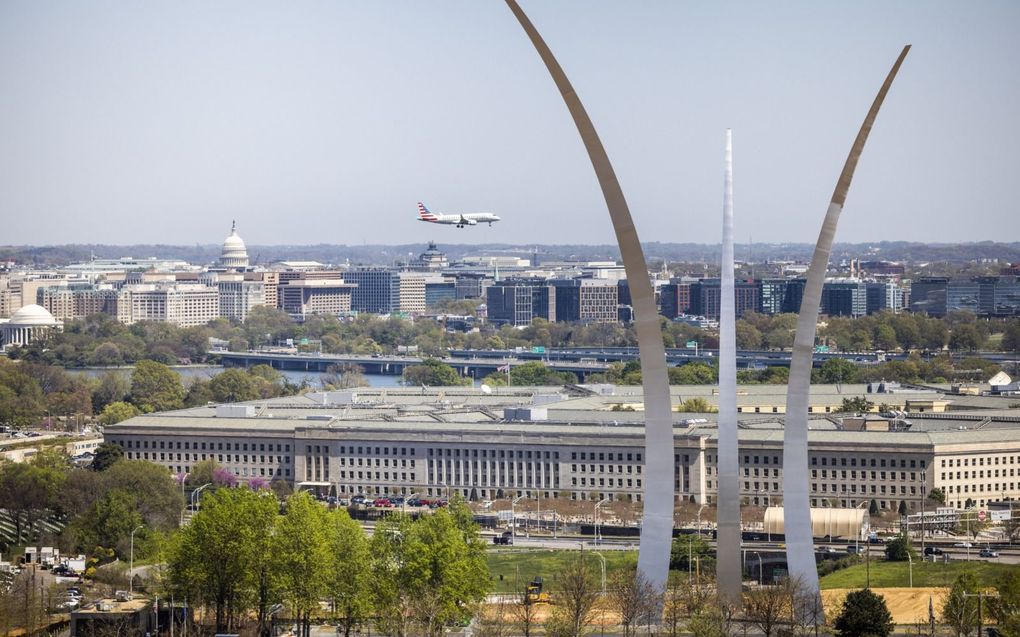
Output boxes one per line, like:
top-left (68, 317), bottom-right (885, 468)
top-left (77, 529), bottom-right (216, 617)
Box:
top-left (822, 587), bottom-right (947, 625)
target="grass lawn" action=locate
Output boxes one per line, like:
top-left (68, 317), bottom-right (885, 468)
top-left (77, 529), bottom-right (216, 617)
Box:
top-left (486, 549), bottom-right (638, 592)
top-left (819, 558), bottom-right (1015, 589)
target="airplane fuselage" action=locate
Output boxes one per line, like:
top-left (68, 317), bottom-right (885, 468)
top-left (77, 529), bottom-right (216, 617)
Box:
top-left (417, 202), bottom-right (501, 228)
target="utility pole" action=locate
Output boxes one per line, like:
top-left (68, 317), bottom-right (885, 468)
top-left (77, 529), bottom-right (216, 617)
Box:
top-left (963, 592), bottom-right (999, 637)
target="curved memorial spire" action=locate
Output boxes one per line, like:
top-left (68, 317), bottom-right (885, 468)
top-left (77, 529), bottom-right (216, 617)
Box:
top-left (503, 0), bottom-right (675, 594)
top-left (783, 45), bottom-right (911, 602)
top-left (717, 129), bottom-right (740, 602)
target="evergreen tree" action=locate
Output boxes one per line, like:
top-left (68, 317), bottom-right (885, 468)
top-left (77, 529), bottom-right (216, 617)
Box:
top-left (833, 589), bottom-right (894, 637)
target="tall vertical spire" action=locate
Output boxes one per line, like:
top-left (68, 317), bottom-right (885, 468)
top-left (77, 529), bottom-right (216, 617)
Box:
top-left (716, 129), bottom-right (741, 602)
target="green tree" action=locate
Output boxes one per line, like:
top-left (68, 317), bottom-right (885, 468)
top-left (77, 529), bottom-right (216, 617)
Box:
top-left (1002, 320), bottom-right (1020, 353)
top-left (91, 371), bottom-right (131, 411)
top-left (668, 363), bottom-right (717, 385)
top-left (942, 573), bottom-right (980, 637)
top-left (835, 396), bottom-right (874, 413)
top-left (735, 321), bottom-right (763, 349)
top-left (91, 442), bottom-right (125, 471)
top-left (275, 492), bottom-right (331, 637)
top-left (167, 487), bottom-right (279, 633)
top-left (670, 533), bottom-right (713, 571)
top-left (0, 460), bottom-right (65, 543)
top-left (898, 500), bottom-right (909, 516)
top-left (98, 401), bottom-right (141, 425)
top-left (818, 358), bottom-right (859, 384)
top-left (101, 460), bottom-right (184, 531)
top-left (949, 324), bottom-right (985, 351)
top-left (208, 369), bottom-right (261, 403)
top-left (869, 499), bottom-right (880, 516)
top-left (884, 535), bottom-right (913, 562)
top-left (833, 589), bottom-right (894, 637)
top-left (130, 360), bottom-right (185, 412)
top-left (0, 360), bottom-right (45, 429)
top-left (326, 508), bottom-right (372, 637)
top-left (371, 505), bottom-right (488, 637)
top-left (677, 397), bottom-right (717, 413)
top-left (66, 489), bottom-right (144, 557)
top-left (403, 358), bottom-right (467, 387)
top-left (927, 487), bottom-right (946, 505)
top-left (990, 569), bottom-right (1020, 637)
top-left (874, 324), bottom-right (899, 351)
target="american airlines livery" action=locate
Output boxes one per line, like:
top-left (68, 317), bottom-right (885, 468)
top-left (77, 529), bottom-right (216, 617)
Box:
top-left (417, 202), bottom-right (501, 228)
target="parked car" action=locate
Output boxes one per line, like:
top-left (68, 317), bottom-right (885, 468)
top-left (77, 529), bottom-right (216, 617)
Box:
top-left (493, 530), bottom-right (514, 546)
top-left (351, 495), bottom-right (366, 505)
top-left (373, 498), bottom-right (393, 508)
top-left (979, 548), bottom-right (999, 558)
top-left (923, 546), bottom-right (944, 556)
top-left (846, 545), bottom-right (862, 554)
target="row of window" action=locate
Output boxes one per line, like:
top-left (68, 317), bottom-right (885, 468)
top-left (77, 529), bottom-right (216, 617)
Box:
top-left (942, 469), bottom-right (1017, 480)
top-left (941, 456), bottom-right (1017, 467)
top-left (123, 439), bottom-right (290, 453)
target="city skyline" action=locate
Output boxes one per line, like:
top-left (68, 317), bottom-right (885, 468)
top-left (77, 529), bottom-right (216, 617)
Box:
top-left (2, 1), bottom-right (1018, 246)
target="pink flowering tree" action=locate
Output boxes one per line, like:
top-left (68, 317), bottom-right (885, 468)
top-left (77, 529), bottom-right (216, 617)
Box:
top-left (247, 477), bottom-right (270, 491)
top-left (212, 467), bottom-right (238, 487)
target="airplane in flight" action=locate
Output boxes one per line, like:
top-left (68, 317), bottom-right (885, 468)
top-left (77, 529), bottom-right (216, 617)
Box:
top-left (417, 202), bottom-right (501, 228)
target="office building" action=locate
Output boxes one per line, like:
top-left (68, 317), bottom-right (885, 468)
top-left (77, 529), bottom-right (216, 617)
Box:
top-left (117, 284), bottom-right (219, 327)
top-left (820, 279), bottom-right (867, 317)
top-left (277, 276), bottom-right (356, 319)
top-left (486, 281), bottom-right (555, 326)
top-left (104, 383), bottom-right (1020, 512)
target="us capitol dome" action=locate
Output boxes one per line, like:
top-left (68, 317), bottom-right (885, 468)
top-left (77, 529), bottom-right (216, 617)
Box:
top-left (220, 221), bottom-right (250, 269)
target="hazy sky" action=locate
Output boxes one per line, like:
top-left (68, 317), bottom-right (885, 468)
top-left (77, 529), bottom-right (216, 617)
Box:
top-left (2, 1), bottom-right (1018, 247)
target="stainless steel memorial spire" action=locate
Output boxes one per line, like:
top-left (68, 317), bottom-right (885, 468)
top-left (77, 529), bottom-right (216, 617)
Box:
top-left (504, 0), bottom-right (675, 595)
top-left (717, 129), bottom-right (741, 603)
top-left (783, 45), bottom-right (911, 603)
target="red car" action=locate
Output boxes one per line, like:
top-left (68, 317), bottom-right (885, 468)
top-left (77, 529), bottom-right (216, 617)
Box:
top-left (373, 498), bottom-right (393, 508)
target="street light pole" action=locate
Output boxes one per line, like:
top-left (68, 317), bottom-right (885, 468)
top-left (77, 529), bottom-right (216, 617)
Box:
top-left (753, 551), bottom-right (763, 585)
top-left (512, 495), bottom-right (526, 543)
top-left (129, 525), bottom-right (144, 597)
top-left (594, 498), bottom-right (610, 547)
top-left (906, 551), bottom-right (913, 588)
top-left (190, 483), bottom-right (212, 514)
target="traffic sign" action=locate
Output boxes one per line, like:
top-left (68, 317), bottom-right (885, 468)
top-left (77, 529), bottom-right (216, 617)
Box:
top-left (977, 510), bottom-right (986, 522)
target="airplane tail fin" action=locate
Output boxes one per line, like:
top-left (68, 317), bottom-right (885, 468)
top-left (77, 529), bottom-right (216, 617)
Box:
top-left (417, 202), bottom-right (438, 221)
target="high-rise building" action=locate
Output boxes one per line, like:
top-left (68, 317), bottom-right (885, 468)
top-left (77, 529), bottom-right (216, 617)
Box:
top-left (424, 275), bottom-right (457, 308)
top-left (117, 284), bottom-right (220, 327)
top-left (342, 269), bottom-right (401, 314)
top-left (38, 284), bottom-right (119, 321)
top-left (690, 279), bottom-right (759, 320)
top-left (486, 281), bottom-right (555, 326)
top-left (551, 279), bottom-right (618, 323)
top-left (209, 273), bottom-right (266, 322)
top-left (865, 281), bottom-right (903, 314)
top-left (759, 279), bottom-right (805, 315)
top-left (659, 282), bottom-right (692, 319)
top-left (342, 269), bottom-right (426, 315)
top-left (820, 279), bottom-right (867, 317)
top-left (277, 276), bottom-right (356, 319)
